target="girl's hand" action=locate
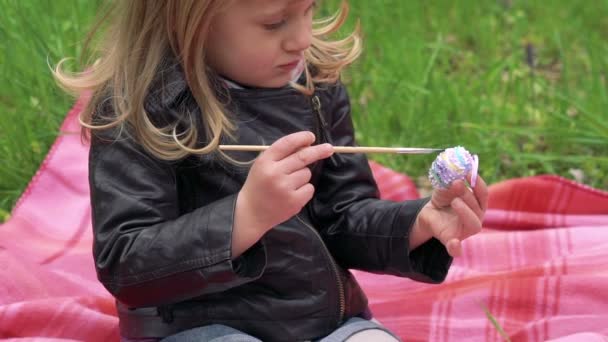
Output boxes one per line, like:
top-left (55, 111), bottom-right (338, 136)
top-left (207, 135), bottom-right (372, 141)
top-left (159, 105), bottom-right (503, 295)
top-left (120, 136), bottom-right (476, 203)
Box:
top-left (236, 131), bottom-right (334, 234)
top-left (412, 175), bottom-right (489, 257)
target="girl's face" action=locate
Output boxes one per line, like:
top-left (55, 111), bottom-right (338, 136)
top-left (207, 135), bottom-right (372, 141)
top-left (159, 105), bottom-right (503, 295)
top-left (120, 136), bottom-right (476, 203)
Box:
top-left (206, 0), bottom-right (315, 88)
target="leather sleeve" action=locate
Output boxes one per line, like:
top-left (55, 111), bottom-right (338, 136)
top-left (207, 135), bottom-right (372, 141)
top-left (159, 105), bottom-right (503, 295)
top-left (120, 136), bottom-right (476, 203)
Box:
top-left (89, 133), bottom-right (266, 308)
top-left (310, 82), bottom-right (452, 283)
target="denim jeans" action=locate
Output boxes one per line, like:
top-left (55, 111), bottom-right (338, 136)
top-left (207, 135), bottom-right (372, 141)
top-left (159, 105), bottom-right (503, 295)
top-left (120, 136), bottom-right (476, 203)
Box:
top-left (158, 317), bottom-right (401, 342)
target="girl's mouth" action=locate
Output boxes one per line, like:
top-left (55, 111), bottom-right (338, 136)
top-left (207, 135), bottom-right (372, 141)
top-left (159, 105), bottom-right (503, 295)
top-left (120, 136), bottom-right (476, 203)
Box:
top-left (279, 58), bottom-right (303, 71)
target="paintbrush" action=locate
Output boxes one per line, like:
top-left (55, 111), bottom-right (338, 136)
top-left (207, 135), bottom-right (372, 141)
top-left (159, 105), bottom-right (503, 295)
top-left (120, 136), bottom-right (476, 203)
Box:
top-left (219, 145), bottom-right (443, 154)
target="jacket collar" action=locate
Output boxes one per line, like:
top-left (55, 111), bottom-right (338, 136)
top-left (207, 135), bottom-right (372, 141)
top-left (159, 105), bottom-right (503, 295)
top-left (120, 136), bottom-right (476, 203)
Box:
top-left (145, 56), bottom-right (309, 112)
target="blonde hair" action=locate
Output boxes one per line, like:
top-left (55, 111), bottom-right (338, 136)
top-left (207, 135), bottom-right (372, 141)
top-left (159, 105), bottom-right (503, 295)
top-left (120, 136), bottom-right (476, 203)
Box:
top-left (54, 0), bottom-right (361, 161)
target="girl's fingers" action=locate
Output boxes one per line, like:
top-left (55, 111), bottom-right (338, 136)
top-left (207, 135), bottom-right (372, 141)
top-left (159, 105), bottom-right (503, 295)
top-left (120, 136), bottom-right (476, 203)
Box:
top-left (431, 180), bottom-right (466, 208)
top-left (435, 224), bottom-right (463, 258)
top-left (458, 186), bottom-right (484, 220)
top-left (469, 174), bottom-right (489, 212)
top-left (293, 183), bottom-right (315, 204)
top-left (265, 131), bottom-right (316, 162)
top-left (435, 175), bottom-right (488, 218)
top-left (280, 143), bottom-right (334, 174)
top-left (446, 239), bottom-right (462, 258)
top-left (432, 175), bottom-right (488, 258)
top-left (288, 167), bottom-right (313, 190)
top-left (435, 199), bottom-right (479, 258)
top-left (451, 197), bottom-right (483, 238)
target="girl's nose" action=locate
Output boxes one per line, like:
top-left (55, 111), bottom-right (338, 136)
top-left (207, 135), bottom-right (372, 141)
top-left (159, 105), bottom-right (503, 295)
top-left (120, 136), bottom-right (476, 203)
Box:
top-left (283, 20), bottom-right (312, 53)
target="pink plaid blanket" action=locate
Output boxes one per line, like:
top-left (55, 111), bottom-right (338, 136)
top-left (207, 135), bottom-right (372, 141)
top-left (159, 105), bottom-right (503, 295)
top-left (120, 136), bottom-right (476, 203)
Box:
top-left (1, 97), bottom-right (607, 341)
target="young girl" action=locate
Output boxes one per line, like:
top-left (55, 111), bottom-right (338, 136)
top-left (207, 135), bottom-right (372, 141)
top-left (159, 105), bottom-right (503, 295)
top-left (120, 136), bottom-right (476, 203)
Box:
top-left (55, 1), bottom-right (488, 341)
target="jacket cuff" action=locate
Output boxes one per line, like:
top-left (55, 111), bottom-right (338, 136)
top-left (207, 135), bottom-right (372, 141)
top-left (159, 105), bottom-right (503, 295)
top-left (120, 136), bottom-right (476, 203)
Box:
top-left (407, 237), bottom-right (452, 283)
top-left (232, 240), bottom-right (266, 279)
top-left (197, 195), bottom-right (267, 294)
top-left (385, 197), bottom-right (452, 283)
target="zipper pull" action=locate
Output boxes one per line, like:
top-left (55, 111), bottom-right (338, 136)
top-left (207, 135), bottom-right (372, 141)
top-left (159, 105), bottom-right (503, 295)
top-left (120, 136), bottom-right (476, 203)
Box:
top-left (312, 96), bottom-right (328, 128)
top-left (311, 95), bottom-right (341, 166)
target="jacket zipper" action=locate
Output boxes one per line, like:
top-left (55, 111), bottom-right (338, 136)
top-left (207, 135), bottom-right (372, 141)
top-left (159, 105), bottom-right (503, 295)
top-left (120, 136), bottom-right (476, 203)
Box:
top-left (308, 95), bottom-right (345, 323)
top-left (312, 95), bottom-right (328, 129)
top-left (295, 213), bottom-right (345, 324)
top-left (311, 95), bottom-right (339, 167)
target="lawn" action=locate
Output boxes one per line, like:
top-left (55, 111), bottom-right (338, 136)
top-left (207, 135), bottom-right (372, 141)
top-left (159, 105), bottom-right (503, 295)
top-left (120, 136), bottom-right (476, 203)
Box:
top-left (1, 0), bottom-right (607, 220)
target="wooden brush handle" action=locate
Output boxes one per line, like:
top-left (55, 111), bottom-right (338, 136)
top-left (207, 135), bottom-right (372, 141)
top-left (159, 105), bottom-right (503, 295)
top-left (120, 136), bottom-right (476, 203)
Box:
top-left (219, 145), bottom-right (441, 154)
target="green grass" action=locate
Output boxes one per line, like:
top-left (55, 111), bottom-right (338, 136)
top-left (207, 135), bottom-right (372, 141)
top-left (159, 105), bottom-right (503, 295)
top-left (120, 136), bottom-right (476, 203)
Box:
top-left (328, 0), bottom-right (608, 191)
top-left (0, 0), bottom-right (100, 220)
top-left (1, 0), bottom-right (607, 220)
top-left (481, 301), bottom-right (512, 341)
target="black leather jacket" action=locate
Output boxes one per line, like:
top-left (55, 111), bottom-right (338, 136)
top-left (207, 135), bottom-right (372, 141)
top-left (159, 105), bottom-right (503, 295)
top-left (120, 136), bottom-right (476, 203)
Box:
top-left (89, 65), bottom-right (452, 341)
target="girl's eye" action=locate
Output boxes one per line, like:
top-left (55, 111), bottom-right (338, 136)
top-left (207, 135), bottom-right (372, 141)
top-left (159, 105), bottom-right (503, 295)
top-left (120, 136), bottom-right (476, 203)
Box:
top-left (308, 1), bottom-right (317, 12)
top-left (264, 19), bottom-right (286, 31)
top-left (262, 1), bottom-right (315, 31)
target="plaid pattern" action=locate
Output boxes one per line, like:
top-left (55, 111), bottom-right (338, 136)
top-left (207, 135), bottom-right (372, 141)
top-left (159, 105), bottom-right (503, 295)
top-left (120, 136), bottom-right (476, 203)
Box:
top-left (360, 165), bottom-right (608, 341)
top-left (0, 97), bottom-right (606, 341)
